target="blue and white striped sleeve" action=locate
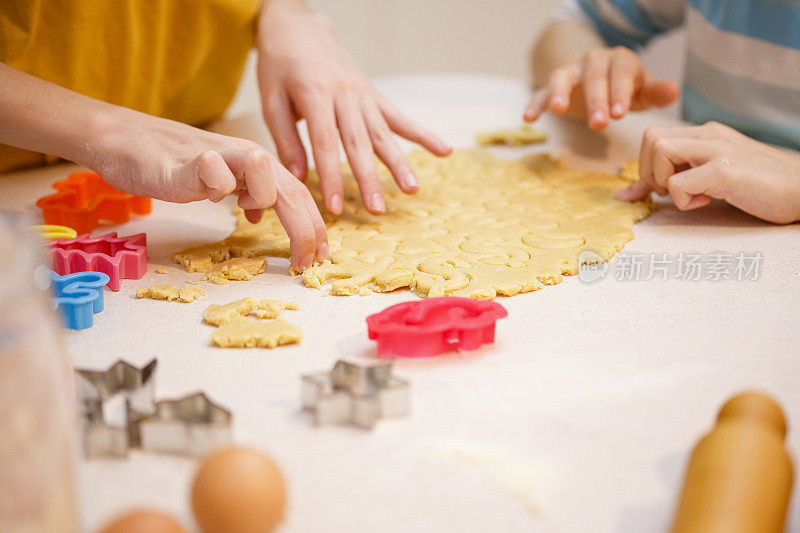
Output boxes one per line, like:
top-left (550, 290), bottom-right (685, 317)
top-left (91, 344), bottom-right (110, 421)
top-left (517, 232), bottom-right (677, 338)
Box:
top-left (552, 0), bottom-right (686, 49)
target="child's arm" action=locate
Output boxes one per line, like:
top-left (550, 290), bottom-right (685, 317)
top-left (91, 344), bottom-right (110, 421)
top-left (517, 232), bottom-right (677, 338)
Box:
top-left (0, 62), bottom-right (327, 271)
top-left (256, 0), bottom-right (452, 217)
top-left (524, 2), bottom-right (681, 130)
top-left (618, 122), bottom-right (800, 224)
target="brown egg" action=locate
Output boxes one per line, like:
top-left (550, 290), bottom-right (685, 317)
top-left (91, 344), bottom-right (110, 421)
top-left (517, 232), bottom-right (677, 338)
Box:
top-left (191, 446), bottom-right (287, 533)
top-left (98, 509), bottom-right (187, 533)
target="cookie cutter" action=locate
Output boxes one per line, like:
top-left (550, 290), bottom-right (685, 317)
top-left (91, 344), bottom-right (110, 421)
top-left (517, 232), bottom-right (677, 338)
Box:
top-left (137, 391), bottom-right (233, 457)
top-left (49, 232), bottom-right (147, 291)
top-left (36, 171), bottom-right (151, 234)
top-left (50, 270), bottom-right (110, 330)
top-left (75, 359), bottom-right (158, 458)
top-left (32, 224), bottom-right (78, 241)
top-left (302, 360), bottom-right (410, 429)
top-left (367, 297), bottom-right (508, 358)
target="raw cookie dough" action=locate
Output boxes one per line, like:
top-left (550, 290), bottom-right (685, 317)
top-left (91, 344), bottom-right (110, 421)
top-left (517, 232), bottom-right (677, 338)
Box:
top-left (174, 149), bottom-right (653, 300)
top-left (476, 125), bottom-right (547, 146)
top-left (203, 298), bottom-right (299, 325)
top-left (136, 284), bottom-right (205, 303)
top-left (202, 257), bottom-right (267, 284)
top-left (203, 298), bottom-right (258, 326)
top-left (155, 266), bottom-right (169, 274)
top-left (255, 300), bottom-right (300, 319)
top-left (211, 317), bottom-right (302, 348)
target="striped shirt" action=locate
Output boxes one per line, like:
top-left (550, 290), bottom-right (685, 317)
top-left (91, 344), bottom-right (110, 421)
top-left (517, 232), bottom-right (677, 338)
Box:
top-left (554, 0), bottom-right (800, 151)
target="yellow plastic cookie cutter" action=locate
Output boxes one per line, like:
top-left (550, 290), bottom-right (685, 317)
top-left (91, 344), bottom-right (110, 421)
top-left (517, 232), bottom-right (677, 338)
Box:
top-left (33, 224), bottom-right (78, 241)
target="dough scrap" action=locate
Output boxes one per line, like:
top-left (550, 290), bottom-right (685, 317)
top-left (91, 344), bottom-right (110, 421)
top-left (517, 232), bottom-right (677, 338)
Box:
top-left (203, 298), bottom-right (258, 326)
top-left (211, 317), bottom-right (302, 348)
top-left (203, 297), bottom-right (299, 325)
top-left (136, 284), bottom-right (205, 303)
top-left (173, 242), bottom-right (231, 272)
top-left (202, 256), bottom-right (267, 284)
top-left (174, 149), bottom-right (653, 299)
top-left (255, 299), bottom-right (300, 319)
top-left (476, 125), bottom-right (547, 146)
top-left (155, 266), bottom-right (169, 274)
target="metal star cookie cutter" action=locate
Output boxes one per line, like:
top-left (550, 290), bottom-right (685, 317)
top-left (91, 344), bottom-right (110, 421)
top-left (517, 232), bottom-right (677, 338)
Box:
top-left (137, 391), bottom-right (232, 457)
top-left (75, 358), bottom-right (157, 458)
top-left (302, 360), bottom-right (410, 429)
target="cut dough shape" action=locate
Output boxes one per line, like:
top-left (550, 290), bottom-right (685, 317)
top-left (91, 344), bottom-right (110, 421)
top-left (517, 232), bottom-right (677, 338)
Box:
top-left (174, 150), bottom-right (653, 299)
top-left (155, 266), bottom-right (169, 274)
top-left (211, 317), bottom-right (302, 348)
top-left (202, 257), bottom-right (267, 284)
top-left (476, 125), bottom-right (547, 146)
top-left (255, 300), bottom-right (299, 319)
top-left (203, 298), bottom-right (258, 326)
top-left (136, 284), bottom-right (205, 303)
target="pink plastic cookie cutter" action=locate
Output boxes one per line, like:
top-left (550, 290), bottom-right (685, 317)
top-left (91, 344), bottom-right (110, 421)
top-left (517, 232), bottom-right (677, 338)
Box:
top-left (366, 297), bottom-right (508, 358)
top-left (48, 232), bottom-right (147, 291)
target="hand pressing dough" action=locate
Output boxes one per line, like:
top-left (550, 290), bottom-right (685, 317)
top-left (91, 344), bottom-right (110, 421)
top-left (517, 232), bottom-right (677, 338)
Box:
top-left (211, 317), bottom-right (302, 348)
top-left (476, 125), bottom-right (547, 146)
top-left (136, 284), bottom-right (205, 303)
top-left (173, 149), bottom-right (653, 299)
top-left (202, 257), bottom-right (267, 284)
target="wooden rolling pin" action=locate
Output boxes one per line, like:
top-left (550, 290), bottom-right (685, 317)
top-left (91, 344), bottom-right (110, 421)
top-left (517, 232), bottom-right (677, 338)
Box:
top-left (671, 391), bottom-right (794, 533)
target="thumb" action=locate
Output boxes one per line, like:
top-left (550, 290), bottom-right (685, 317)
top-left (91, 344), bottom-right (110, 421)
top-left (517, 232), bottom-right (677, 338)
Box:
top-left (643, 80), bottom-right (681, 108)
top-left (615, 179), bottom-right (652, 201)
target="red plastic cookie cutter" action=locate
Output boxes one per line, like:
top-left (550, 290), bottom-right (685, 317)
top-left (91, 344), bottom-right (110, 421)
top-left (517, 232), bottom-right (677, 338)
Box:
top-left (48, 232), bottom-right (147, 291)
top-left (36, 171), bottom-right (151, 234)
top-left (366, 297), bottom-right (508, 358)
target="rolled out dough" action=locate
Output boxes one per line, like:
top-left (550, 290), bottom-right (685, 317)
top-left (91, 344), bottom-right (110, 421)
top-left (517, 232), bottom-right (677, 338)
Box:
top-left (173, 150), bottom-right (653, 299)
top-left (476, 125), bottom-right (548, 146)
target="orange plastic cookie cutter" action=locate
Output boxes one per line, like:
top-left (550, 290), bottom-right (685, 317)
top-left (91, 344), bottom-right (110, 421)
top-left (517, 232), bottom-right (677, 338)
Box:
top-left (36, 171), bottom-right (151, 234)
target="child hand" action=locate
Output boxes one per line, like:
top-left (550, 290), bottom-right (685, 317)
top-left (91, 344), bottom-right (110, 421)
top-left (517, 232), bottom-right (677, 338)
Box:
top-left (256, 0), bottom-right (452, 216)
top-left (617, 122), bottom-right (800, 224)
top-left (95, 113), bottom-right (328, 270)
top-left (524, 46), bottom-right (680, 130)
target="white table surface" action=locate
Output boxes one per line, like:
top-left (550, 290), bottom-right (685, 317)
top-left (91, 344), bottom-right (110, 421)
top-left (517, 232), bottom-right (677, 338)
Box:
top-left (2, 74), bottom-right (799, 533)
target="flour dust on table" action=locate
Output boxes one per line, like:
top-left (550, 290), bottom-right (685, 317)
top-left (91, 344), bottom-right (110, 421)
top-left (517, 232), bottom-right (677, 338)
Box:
top-left (172, 150), bottom-right (653, 299)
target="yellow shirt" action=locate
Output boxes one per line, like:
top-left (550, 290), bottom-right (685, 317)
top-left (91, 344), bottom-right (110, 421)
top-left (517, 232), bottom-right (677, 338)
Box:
top-left (0, 0), bottom-right (261, 173)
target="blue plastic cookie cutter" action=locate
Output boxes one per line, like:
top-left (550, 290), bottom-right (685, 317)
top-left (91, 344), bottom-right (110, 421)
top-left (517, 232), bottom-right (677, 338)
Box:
top-left (50, 270), bottom-right (110, 330)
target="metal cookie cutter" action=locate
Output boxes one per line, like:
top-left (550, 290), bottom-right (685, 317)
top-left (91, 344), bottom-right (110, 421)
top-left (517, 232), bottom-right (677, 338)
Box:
top-left (302, 360), bottom-right (410, 429)
top-left (75, 359), bottom-right (157, 458)
top-left (137, 391), bottom-right (232, 457)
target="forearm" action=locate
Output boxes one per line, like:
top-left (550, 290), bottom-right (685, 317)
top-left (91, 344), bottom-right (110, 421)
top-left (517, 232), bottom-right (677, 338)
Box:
top-left (0, 62), bottom-right (119, 169)
top-left (531, 19), bottom-right (605, 88)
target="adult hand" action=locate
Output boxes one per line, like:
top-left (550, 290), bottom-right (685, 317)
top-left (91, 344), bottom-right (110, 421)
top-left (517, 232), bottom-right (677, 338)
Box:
top-left (617, 122), bottom-right (800, 224)
top-left (256, 0), bottom-right (452, 215)
top-left (95, 111), bottom-right (328, 270)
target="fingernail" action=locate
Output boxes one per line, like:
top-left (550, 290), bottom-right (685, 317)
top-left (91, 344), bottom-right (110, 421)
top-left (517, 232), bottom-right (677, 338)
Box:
top-left (316, 241), bottom-right (329, 260)
top-left (590, 110), bottom-right (606, 127)
top-left (439, 140), bottom-right (453, 153)
top-left (403, 172), bottom-right (419, 191)
top-left (611, 103), bottom-right (624, 117)
top-left (550, 95), bottom-right (565, 110)
top-left (370, 192), bottom-right (385, 213)
top-left (330, 193), bottom-right (343, 214)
